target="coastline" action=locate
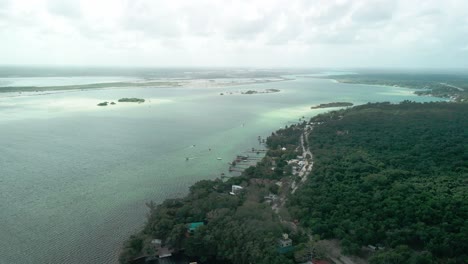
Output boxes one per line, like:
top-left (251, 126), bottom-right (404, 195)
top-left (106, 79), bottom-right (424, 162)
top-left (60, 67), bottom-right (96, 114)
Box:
top-left (119, 119), bottom-right (312, 263)
top-left (120, 99), bottom-right (465, 264)
top-left (0, 77), bottom-right (293, 97)
top-left (0, 73), bottom-right (446, 264)
top-left (325, 77), bottom-right (463, 102)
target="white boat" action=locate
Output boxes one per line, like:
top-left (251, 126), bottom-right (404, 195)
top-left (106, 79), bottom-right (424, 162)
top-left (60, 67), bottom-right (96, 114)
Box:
top-left (217, 157), bottom-right (222, 160)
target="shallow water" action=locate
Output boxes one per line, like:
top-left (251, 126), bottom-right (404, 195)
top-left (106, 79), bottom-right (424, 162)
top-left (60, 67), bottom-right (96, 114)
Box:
top-left (0, 76), bottom-right (440, 264)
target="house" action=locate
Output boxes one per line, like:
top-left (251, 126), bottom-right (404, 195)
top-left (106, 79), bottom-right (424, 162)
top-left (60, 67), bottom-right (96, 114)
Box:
top-left (367, 244), bottom-right (384, 251)
top-left (150, 238), bottom-right (173, 258)
top-left (187, 222), bottom-right (204, 235)
top-left (151, 239), bottom-right (162, 245)
top-left (279, 233), bottom-right (292, 247)
top-left (229, 185), bottom-right (243, 195)
top-left (292, 166), bottom-right (299, 176)
top-left (157, 247), bottom-right (173, 258)
top-left (264, 193), bottom-right (278, 201)
top-left (287, 159), bottom-right (299, 165)
top-left (278, 233), bottom-right (293, 254)
top-left (298, 161), bottom-right (305, 168)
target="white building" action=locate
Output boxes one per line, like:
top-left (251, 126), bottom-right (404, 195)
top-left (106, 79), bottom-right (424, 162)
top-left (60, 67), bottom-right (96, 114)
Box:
top-left (229, 185), bottom-right (243, 195)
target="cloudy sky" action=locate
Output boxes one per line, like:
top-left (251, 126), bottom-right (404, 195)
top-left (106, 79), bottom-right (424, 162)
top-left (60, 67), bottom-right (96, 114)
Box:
top-left (1, 0), bottom-right (467, 68)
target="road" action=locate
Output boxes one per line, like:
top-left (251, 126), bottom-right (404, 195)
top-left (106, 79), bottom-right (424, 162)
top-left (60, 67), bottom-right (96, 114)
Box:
top-left (439, 82), bottom-right (465, 91)
top-left (292, 127), bottom-right (314, 194)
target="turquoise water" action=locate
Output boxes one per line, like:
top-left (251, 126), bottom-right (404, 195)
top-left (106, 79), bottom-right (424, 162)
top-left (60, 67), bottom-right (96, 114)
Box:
top-left (0, 76), bottom-right (440, 264)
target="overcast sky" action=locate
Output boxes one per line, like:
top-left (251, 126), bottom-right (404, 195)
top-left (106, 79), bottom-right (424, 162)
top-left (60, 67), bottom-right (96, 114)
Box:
top-left (1, 0), bottom-right (467, 68)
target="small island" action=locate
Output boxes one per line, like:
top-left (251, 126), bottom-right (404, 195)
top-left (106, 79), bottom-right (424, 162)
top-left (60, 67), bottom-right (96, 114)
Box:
top-left (311, 102), bottom-right (353, 109)
top-left (241, 89), bottom-right (280, 95)
top-left (97, 99), bottom-right (144, 107)
top-left (219, 89), bottom-right (280, 96)
top-left (118, 98), bottom-right (145, 103)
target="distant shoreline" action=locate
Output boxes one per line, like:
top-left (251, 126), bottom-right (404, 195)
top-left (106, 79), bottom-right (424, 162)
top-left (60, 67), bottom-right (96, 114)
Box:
top-left (325, 76), bottom-right (466, 102)
top-left (0, 77), bottom-right (293, 95)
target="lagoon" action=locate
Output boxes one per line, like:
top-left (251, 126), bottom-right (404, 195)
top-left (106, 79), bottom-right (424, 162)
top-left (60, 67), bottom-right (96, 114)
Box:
top-left (0, 75), bottom-right (440, 264)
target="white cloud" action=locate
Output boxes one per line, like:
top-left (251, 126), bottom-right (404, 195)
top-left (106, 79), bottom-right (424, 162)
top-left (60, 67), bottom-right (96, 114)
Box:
top-left (0, 0), bottom-right (467, 68)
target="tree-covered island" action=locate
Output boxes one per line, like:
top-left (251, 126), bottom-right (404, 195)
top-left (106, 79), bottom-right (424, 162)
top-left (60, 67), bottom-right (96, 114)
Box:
top-left (97, 99), bottom-right (144, 107)
top-left (311, 102), bottom-right (354, 109)
top-left (220, 89), bottom-right (281, 95)
top-left (241, 88), bottom-right (280, 94)
top-left (120, 101), bottom-right (467, 264)
top-left (118, 98), bottom-right (145, 103)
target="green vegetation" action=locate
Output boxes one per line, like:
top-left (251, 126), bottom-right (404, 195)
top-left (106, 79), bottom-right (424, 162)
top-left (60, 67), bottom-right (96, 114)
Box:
top-left (119, 179), bottom-right (297, 264)
top-left (311, 102), bottom-right (353, 109)
top-left (241, 89), bottom-right (281, 95)
top-left (121, 101), bottom-right (467, 264)
top-left (97, 101), bottom-right (108, 106)
top-left (288, 101), bottom-right (468, 263)
top-left (243, 90), bottom-right (258, 94)
top-left (267, 88), bottom-right (281, 93)
top-left (328, 73), bottom-right (468, 102)
top-left (118, 98), bottom-right (145, 103)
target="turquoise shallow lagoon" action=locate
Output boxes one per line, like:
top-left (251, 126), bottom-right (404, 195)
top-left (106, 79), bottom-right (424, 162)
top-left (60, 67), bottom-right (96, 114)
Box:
top-left (0, 76), bottom-right (441, 263)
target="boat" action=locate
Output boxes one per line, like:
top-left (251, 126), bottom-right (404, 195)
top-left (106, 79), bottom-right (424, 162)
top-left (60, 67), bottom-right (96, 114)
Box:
top-left (217, 157), bottom-right (222, 160)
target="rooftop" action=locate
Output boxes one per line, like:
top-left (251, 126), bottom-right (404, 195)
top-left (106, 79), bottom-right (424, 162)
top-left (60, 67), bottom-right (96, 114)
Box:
top-left (187, 222), bottom-right (204, 232)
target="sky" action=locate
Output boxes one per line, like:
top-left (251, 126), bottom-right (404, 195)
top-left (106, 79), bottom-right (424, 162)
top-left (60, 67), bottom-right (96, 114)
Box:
top-left (1, 0), bottom-right (468, 68)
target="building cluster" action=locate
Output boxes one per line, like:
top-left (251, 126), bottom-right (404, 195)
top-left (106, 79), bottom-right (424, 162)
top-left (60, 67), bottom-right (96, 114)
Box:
top-left (287, 155), bottom-right (307, 176)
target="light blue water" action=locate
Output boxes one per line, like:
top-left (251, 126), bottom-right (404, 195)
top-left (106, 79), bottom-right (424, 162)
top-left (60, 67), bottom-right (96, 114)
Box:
top-left (0, 76), bottom-right (441, 264)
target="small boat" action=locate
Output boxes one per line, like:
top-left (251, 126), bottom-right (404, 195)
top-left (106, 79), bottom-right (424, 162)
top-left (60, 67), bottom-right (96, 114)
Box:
top-left (217, 157), bottom-right (222, 160)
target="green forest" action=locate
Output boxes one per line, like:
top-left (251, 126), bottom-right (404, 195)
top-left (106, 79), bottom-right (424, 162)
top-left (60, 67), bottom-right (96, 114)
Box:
top-left (288, 101), bottom-right (468, 263)
top-left (119, 177), bottom-right (300, 264)
top-left (121, 101), bottom-right (467, 264)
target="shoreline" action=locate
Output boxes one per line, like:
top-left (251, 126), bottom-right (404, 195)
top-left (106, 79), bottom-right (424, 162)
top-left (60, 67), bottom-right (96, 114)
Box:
top-left (119, 99), bottom-right (459, 264)
top-left (0, 77), bottom-right (293, 98)
top-left (119, 118), bottom-right (312, 263)
top-left (325, 77), bottom-right (461, 102)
